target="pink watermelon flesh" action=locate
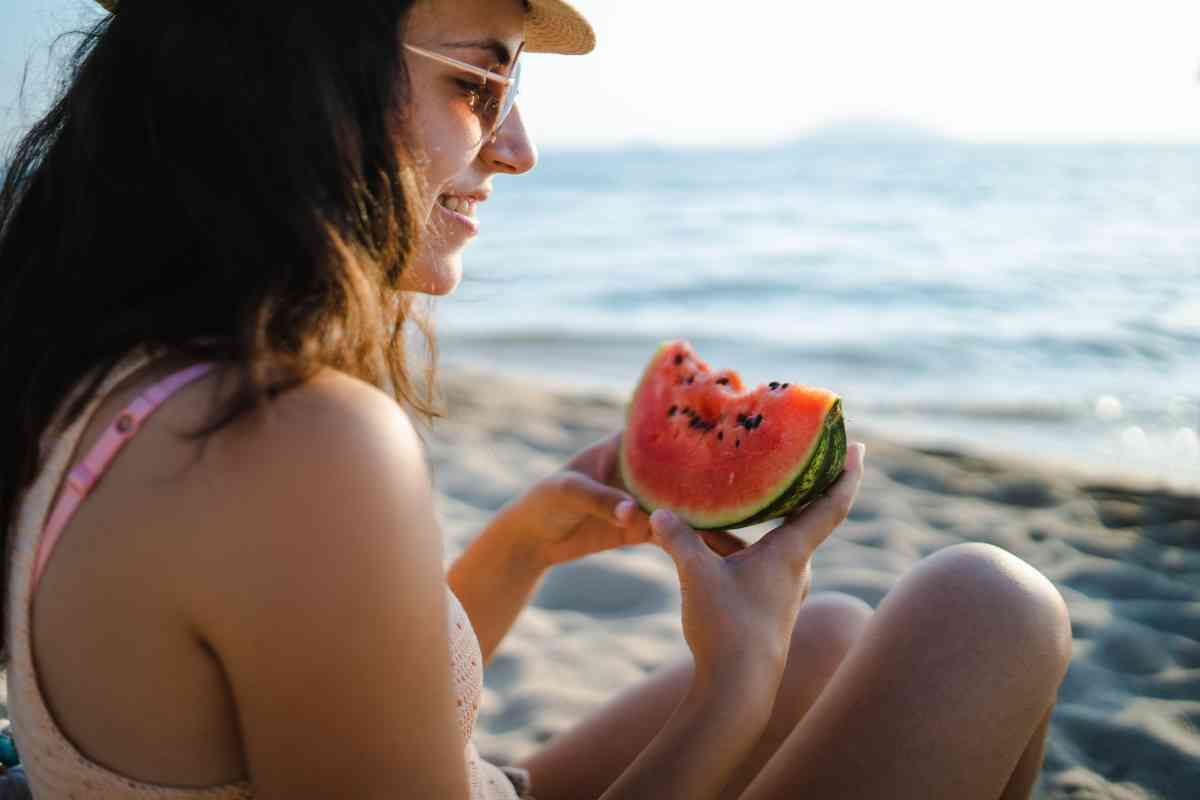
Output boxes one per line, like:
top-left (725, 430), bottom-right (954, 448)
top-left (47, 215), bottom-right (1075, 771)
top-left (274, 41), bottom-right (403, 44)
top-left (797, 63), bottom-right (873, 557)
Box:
top-left (619, 340), bottom-right (847, 530)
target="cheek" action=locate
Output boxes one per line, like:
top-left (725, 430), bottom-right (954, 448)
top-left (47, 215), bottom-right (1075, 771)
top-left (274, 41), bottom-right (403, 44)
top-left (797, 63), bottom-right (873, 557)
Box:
top-left (409, 106), bottom-right (482, 199)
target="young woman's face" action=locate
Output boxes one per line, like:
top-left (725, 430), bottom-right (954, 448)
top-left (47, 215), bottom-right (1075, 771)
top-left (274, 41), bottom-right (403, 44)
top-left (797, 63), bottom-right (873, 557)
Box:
top-left (400, 0), bottom-right (536, 295)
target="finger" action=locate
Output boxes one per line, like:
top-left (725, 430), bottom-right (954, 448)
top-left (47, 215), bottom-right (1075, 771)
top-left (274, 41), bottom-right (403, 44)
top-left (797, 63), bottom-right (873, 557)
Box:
top-left (650, 509), bottom-right (718, 573)
top-left (565, 431), bottom-right (622, 484)
top-left (698, 529), bottom-right (748, 557)
top-left (599, 431), bottom-right (622, 485)
top-left (557, 472), bottom-right (638, 526)
top-left (760, 442), bottom-right (866, 563)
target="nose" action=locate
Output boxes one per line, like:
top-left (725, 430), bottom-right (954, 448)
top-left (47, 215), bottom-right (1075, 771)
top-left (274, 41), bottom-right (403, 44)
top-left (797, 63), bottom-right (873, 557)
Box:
top-left (480, 105), bottom-right (537, 175)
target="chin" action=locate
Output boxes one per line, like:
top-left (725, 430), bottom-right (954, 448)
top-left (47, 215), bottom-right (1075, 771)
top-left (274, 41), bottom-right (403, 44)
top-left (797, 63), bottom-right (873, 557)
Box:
top-left (401, 253), bottom-right (463, 296)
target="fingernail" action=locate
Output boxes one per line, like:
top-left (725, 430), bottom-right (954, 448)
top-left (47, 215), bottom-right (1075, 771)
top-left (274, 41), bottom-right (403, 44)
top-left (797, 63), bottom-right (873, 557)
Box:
top-left (616, 499), bottom-right (635, 521)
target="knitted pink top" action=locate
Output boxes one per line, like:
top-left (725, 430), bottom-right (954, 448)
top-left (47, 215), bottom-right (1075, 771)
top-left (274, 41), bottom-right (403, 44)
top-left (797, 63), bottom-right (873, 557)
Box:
top-left (6, 349), bottom-right (523, 799)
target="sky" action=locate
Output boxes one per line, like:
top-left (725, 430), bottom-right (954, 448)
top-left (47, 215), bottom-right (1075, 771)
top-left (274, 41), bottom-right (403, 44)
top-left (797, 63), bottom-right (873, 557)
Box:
top-left (3, 0), bottom-right (1200, 151)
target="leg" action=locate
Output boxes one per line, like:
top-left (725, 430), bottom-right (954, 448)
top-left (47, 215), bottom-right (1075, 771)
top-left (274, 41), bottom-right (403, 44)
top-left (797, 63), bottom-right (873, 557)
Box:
top-left (739, 543), bottom-right (1072, 800)
top-left (999, 707), bottom-right (1053, 800)
top-left (517, 592), bottom-right (873, 800)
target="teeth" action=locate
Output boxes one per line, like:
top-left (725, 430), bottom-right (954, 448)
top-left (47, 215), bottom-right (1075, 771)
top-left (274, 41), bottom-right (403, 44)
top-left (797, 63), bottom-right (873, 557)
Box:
top-left (439, 195), bottom-right (476, 217)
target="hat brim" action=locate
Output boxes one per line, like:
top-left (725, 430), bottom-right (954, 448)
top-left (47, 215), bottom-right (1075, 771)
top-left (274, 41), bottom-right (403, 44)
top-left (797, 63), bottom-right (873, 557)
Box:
top-left (525, 0), bottom-right (596, 55)
top-left (92, 0), bottom-right (595, 56)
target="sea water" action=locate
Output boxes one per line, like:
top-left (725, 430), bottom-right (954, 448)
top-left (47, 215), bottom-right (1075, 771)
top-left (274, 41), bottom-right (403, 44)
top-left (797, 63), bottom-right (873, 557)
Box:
top-left (439, 138), bottom-right (1200, 491)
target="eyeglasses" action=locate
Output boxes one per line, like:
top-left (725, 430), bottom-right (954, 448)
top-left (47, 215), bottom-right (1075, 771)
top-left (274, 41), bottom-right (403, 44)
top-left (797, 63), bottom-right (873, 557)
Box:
top-left (405, 43), bottom-right (524, 144)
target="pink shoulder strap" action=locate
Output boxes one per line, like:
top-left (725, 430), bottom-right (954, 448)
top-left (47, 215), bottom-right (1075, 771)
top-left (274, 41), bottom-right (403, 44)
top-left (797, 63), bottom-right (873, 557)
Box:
top-left (32, 363), bottom-right (216, 591)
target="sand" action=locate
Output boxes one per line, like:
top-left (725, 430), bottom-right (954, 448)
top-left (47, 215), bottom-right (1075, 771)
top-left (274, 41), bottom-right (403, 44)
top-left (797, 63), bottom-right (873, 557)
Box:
top-left (428, 370), bottom-right (1200, 800)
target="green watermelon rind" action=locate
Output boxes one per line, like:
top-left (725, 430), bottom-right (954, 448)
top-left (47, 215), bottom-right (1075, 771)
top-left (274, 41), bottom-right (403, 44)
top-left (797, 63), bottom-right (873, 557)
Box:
top-left (724, 401), bottom-right (847, 529)
top-left (621, 385), bottom-right (849, 531)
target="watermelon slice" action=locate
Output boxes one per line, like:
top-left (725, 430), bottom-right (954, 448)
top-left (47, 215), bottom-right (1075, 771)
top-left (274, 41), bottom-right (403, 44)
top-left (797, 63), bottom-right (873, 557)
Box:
top-left (618, 340), bottom-right (847, 530)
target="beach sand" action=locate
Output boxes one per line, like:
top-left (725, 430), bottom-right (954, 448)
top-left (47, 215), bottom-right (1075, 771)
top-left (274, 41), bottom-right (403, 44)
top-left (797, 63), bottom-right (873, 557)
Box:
top-left (429, 369), bottom-right (1200, 800)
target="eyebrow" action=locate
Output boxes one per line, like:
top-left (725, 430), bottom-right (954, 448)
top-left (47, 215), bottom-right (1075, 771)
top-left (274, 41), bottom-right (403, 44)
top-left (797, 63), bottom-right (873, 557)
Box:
top-left (442, 38), bottom-right (519, 66)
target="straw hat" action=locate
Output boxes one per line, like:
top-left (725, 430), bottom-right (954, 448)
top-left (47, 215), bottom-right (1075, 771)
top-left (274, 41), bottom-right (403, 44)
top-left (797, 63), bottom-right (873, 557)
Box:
top-left (92, 0), bottom-right (595, 55)
top-left (524, 0), bottom-right (595, 55)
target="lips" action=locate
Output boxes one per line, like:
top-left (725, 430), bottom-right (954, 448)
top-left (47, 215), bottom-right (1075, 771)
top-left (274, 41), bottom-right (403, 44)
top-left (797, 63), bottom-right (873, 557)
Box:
top-left (438, 194), bottom-right (477, 217)
top-left (435, 194), bottom-right (480, 236)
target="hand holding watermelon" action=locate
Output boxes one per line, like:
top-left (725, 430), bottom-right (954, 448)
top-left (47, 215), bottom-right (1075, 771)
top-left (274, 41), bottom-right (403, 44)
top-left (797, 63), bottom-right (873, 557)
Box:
top-left (619, 339), bottom-right (863, 683)
top-left (489, 432), bottom-right (649, 568)
top-left (651, 442), bottom-right (866, 687)
top-left (491, 430), bottom-right (750, 570)
top-left (495, 338), bottom-right (852, 571)
top-left (619, 341), bottom-right (849, 529)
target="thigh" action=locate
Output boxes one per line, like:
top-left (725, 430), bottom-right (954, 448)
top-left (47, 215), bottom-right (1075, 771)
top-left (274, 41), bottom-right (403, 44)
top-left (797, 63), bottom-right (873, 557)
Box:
top-left (517, 592), bottom-right (872, 800)
top-left (515, 654), bottom-right (691, 800)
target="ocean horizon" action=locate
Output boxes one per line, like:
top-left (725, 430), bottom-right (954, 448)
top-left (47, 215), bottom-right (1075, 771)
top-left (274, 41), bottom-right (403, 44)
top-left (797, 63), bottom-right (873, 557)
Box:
top-left (438, 136), bottom-right (1200, 492)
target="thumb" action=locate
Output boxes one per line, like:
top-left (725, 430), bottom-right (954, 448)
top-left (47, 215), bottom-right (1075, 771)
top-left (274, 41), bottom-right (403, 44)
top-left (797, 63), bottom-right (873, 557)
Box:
top-left (650, 509), bottom-right (715, 573)
top-left (565, 432), bottom-right (621, 481)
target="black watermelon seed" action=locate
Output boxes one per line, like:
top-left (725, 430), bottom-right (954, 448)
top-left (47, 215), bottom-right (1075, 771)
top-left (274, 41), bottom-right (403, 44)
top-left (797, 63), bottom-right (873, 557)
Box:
top-left (717, 431), bottom-right (724, 440)
top-left (674, 354), bottom-right (683, 365)
top-left (769, 382), bottom-right (779, 390)
top-left (755, 414), bottom-right (764, 427)
top-left (735, 439), bottom-right (741, 448)
top-left (716, 378), bottom-right (730, 385)
top-left (781, 383), bottom-right (790, 389)
top-left (686, 375), bottom-right (695, 384)
top-left (668, 405), bottom-right (677, 416)
top-left (736, 413), bottom-right (747, 423)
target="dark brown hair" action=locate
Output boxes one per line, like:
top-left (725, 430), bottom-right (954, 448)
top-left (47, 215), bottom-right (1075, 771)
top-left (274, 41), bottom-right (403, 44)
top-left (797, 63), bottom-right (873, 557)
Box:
top-left (0, 0), bottom-right (437, 659)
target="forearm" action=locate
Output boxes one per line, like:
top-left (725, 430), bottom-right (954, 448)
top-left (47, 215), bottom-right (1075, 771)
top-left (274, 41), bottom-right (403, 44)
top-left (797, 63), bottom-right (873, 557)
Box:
top-left (599, 673), bottom-right (776, 800)
top-left (446, 516), bottom-right (547, 663)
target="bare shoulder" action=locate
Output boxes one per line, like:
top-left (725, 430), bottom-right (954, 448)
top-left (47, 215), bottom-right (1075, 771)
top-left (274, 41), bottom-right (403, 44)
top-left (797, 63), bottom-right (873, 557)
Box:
top-left (182, 366), bottom-right (441, 604)
top-left (177, 369), bottom-right (469, 795)
top-left (205, 366), bottom-right (425, 482)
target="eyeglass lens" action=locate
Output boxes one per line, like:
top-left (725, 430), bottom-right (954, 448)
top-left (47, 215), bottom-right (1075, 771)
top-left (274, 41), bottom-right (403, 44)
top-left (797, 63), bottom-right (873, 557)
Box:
top-left (480, 60), bottom-right (520, 139)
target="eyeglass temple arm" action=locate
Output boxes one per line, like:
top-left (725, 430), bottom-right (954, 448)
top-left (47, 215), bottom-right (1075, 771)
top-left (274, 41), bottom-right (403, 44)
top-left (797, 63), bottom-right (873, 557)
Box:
top-left (403, 44), bottom-right (515, 86)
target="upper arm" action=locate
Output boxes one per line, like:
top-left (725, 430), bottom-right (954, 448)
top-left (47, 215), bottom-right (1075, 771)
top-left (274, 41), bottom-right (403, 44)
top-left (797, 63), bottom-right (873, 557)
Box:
top-left (187, 372), bottom-right (470, 799)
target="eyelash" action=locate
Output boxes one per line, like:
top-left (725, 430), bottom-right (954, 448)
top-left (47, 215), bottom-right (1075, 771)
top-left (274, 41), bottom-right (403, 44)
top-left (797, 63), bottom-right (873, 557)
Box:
top-left (455, 79), bottom-right (486, 107)
top-left (454, 79), bottom-right (501, 116)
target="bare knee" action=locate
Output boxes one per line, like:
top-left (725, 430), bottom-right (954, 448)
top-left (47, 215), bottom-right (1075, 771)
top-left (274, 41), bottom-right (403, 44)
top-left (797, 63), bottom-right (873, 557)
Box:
top-left (896, 542), bottom-right (1073, 690)
top-left (788, 592), bottom-right (873, 678)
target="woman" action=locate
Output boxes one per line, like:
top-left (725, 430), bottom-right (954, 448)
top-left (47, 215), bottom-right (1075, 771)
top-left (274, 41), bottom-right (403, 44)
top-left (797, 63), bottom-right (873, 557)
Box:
top-left (0, 0), bottom-right (1072, 797)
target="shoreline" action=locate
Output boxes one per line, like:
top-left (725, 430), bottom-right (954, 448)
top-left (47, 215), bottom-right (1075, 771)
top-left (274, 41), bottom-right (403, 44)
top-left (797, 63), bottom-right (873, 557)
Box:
top-left (437, 358), bottom-right (1200, 497)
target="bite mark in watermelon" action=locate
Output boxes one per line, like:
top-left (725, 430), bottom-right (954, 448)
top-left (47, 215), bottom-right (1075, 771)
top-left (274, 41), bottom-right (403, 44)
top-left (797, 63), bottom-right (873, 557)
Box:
top-left (618, 340), bottom-right (847, 530)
